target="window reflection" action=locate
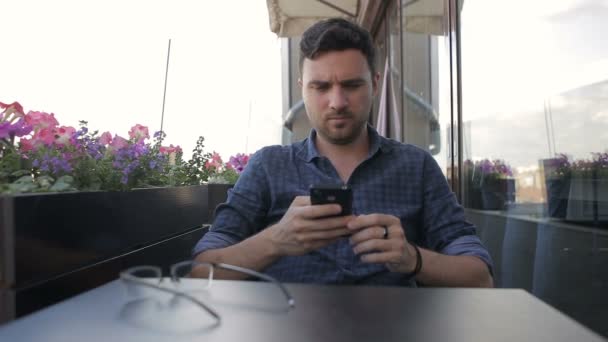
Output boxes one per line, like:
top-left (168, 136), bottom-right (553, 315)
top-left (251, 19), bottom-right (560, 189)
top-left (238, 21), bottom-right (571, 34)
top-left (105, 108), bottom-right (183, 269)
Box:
top-left (399, 0), bottom-right (452, 175)
top-left (460, 0), bottom-right (608, 337)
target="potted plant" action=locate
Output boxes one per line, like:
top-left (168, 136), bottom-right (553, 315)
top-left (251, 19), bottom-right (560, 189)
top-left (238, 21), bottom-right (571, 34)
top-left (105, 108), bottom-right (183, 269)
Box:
top-left (541, 154), bottom-right (572, 219)
top-left (566, 152), bottom-right (608, 223)
top-left (469, 159), bottom-right (515, 210)
top-left (462, 159), bottom-right (482, 209)
top-left (1, 100), bottom-right (250, 194)
top-left (0, 101), bottom-right (251, 313)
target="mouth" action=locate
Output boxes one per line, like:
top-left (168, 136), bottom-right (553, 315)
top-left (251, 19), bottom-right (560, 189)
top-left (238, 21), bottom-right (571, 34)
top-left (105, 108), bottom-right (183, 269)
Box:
top-left (327, 115), bottom-right (352, 122)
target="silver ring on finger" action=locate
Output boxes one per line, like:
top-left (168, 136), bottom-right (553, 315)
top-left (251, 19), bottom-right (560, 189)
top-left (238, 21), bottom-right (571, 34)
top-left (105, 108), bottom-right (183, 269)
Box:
top-left (382, 226), bottom-right (389, 239)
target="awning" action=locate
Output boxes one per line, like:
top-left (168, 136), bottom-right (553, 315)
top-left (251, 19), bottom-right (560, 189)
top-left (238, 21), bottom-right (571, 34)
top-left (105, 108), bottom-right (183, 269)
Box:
top-left (404, 0), bottom-right (446, 36)
top-left (266, 0), bottom-right (463, 38)
top-left (266, 0), bottom-right (360, 37)
top-left (403, 0), bottom-right (464, 36)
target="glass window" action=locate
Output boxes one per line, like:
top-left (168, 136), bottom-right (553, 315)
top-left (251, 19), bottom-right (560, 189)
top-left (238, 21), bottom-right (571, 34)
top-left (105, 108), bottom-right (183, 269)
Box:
top-left (461, 0), bottom-right (608, 337)
top-left (371, 17), bottom-right (388, 127)
top-left (400, 0), bottom-right (452, 176)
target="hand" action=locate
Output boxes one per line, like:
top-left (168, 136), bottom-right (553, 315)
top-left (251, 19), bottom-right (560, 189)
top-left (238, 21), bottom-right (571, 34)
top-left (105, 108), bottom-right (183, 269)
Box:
top-left (347, 214), bottom-right (417, 273)
top-left (266, 196), bottom-right (354, 256)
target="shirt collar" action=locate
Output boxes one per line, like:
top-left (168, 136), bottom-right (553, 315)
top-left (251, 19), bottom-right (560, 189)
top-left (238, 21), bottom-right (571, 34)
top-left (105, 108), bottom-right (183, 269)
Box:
top-left (297, 124), bottom-right (393, 163)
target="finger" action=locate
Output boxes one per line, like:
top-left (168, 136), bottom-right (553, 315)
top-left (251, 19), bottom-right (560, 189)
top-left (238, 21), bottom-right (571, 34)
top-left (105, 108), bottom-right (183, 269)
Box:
top-left (360, 251), bottom-right (403, 264)
top-left (297, 227), bottom-right (351, 242)
top-left (349, 225), bottom-right (386, 245)
top-left (303, 215), bottom-right (355, 232)
top-left (351, 238), bottom-right (392, 256)
top-left (347, 214), bottom-right (397, 231)
top-left (291, 196), bottom-right (311, 207)
top-left (306, 237), bottom-right (342, 250)
top-left (300, 204), bottom-right (344, 219)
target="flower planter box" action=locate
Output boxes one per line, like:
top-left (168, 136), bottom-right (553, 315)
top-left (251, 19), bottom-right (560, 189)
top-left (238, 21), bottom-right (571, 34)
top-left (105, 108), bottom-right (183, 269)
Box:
top-left (0, 186), bottom-right (210, 291)
top-left (545, 177), bottom-right (571, 219)
top-left (566, 178), bottom-right (608, 223)
top-left (479, 178), bottom-right (516, 210)
top-left (0, 184), bottom-right (232, 321)
top-left (206, 183), bottom-right (233, 222)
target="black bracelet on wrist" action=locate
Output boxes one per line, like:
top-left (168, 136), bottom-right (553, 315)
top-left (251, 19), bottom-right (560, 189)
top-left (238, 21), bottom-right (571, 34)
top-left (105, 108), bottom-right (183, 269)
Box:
top-left (406, 244), bottom-right (422, 278)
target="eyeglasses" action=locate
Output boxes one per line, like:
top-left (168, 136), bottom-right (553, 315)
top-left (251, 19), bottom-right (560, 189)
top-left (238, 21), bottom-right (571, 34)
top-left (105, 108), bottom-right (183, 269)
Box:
top-left (119, 260), bottom-right (295, 325)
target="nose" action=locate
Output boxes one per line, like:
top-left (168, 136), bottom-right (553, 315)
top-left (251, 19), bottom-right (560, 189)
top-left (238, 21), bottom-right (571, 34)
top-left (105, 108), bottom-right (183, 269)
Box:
top-left (328, 87), bottom-right (348, 112)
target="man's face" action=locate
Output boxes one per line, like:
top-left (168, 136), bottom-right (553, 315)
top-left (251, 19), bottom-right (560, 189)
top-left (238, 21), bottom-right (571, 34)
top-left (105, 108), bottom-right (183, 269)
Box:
top-left (300, 49), bottom-right (378, 145)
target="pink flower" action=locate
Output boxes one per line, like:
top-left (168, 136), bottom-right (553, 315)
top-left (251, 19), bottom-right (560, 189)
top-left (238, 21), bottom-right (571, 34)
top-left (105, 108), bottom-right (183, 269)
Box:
top-left (54, 126), bottom-right (76, 146)
top-left (128, 124), bottom-right (149, 142)
top-left (24, 111), bottom-right (59, 131)
top-left (19, 138), bottom-right (35, 152)
top-left (205, 151), bottom-right (223, 170)
top-left (99, 131), bottom-right (112, 145)
top-left (34, 128), bottom-right (56, 146)
top-left (109, 135), bottom-right (129, 151)
top-left (1, 101), bottom-right (25, 121)
top-left (159, 144), bottom-right (181, 154)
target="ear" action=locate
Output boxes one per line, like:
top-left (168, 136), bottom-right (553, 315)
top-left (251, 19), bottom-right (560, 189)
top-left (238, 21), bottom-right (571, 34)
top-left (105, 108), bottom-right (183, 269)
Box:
top-left (372, 72), bottom-right (381, 96)
top-left (298, 78), bottom-right (303, 88)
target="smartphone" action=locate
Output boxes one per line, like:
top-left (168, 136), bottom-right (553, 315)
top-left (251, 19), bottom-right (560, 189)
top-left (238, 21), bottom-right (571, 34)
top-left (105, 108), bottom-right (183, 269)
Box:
top-left (309, 184), bottom-right (352, 216)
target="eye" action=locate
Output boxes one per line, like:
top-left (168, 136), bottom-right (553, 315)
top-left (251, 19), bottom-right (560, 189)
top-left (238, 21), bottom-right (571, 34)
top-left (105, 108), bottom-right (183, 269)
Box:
top-left (312, 84), bottom-right (329, 92)
top-left (343, 82), bottom-right (363, 90)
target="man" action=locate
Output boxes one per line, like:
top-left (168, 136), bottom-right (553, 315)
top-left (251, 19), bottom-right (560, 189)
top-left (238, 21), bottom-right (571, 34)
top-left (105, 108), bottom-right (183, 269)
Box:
top-left (193, 18), bottom-right (493, 287)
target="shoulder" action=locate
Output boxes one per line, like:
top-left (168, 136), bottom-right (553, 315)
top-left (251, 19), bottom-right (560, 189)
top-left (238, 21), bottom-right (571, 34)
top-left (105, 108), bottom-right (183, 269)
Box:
top-left (251, 144), bottom-right (297, 162)
top-left (250, 140), bottom-right (306, 163)
top-left (380, 137), bottom-right (433, 163)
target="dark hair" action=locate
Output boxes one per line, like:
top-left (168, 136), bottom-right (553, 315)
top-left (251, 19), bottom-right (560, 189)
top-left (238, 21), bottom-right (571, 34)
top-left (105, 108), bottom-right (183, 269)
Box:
top-left (299, 18), bottom-right (375, 74)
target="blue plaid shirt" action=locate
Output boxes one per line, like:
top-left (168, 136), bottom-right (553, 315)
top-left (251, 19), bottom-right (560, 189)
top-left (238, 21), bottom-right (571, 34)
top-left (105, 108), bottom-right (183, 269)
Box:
top-left (194, 126), bottom-right (493, 286)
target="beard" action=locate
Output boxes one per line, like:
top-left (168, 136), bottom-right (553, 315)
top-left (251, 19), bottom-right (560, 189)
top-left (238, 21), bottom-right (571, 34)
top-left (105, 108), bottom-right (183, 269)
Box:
top-left (316, 111), bottom-right (368, 145)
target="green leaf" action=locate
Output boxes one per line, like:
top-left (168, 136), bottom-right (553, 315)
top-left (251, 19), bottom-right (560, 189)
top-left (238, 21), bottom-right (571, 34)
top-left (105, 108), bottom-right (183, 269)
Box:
top-left (49, 175), bottom-right (75, 192)
top-left (11, 170), bottom-right (31, 178)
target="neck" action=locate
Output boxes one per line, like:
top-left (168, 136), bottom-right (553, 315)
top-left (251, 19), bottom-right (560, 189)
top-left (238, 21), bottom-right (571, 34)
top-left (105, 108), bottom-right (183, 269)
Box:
top-left (315, 127), bottom-right (370, 182)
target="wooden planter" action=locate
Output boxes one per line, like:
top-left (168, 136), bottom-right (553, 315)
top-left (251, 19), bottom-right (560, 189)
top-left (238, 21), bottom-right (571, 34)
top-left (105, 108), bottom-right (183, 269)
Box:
top-left (566, 177), bottom-right (608, 223)
top-left (545, 177), bottom-right (571, 219)
top-left (0, 184), bottom-right (232, 322)
top-left (206, 183), bottom-right (233, 222)
top-left (479, 178), bottom-right (516, 210)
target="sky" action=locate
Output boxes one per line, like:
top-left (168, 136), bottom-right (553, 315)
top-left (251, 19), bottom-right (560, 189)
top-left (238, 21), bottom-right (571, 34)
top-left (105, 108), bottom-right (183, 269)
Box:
top-left (4, 0), bottom-right (607, 169)
top-left (1, 0), bottom-right (283, 159)
top-left (461, 0), bottom-right (608, 168)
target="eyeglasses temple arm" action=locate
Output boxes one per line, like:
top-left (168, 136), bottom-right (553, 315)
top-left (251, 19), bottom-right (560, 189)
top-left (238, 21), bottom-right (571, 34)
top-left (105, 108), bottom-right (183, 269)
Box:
top-left (120, 272), bottom-right (222, 322)
top-left (214, 263), bottom-right (295, 308)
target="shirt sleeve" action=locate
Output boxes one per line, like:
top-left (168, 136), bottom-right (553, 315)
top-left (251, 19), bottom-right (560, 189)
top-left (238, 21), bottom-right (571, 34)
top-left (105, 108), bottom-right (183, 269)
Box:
top-left (192, 149), bottom-right (271, 257)
top-left (420, 153), bottom-right (494, 275)
top-left (440, 235), bottom-right (494, 276)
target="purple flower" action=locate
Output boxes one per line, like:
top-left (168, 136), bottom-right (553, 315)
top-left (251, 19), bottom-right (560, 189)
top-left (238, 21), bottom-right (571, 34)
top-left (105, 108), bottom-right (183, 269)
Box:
top-left (227, 153), bottom-right (250, 174)
top-left (34, 153), bottom-right (73, 174)
top-left (545, 154), bottom-right (571, 177)
top-left (118, 160), bottom-right (141, 184)
top-left (85, 140), bottom-right (104, 160)
top-left (0, 121), bottom-right (9, 138)
top-left (0, 118), bottom-right (32, 138)
top-left (474, 159), bottom-right (512, 177)
top-left (592, 152), bottom-right (608, 168)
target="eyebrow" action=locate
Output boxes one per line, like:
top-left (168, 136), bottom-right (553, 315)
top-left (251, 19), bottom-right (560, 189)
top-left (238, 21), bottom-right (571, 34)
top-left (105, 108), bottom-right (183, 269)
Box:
top-left (308, 78), bottom-right (366, 87)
